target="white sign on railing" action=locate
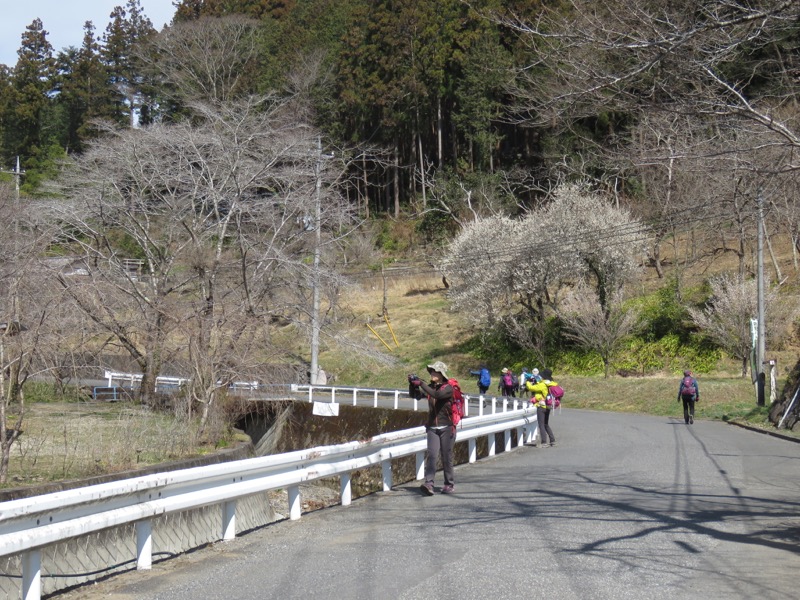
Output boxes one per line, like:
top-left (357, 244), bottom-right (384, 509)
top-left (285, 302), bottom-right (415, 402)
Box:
top-left (0, 406), bottom-right (538, 600)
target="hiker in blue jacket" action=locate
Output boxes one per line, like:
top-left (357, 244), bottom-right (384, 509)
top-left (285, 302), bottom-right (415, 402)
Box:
top-left (677, 370), bottom-right (700, 424)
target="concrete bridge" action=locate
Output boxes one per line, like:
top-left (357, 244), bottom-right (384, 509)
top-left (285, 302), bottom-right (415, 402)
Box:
top-left (50, 409), bottom-right (800, 600)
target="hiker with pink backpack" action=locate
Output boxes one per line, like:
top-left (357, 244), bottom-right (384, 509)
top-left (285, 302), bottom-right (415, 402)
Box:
top-left (525, 368), bottom-right (562, 447)
top-left (677, 369), bottom-right (700, 424)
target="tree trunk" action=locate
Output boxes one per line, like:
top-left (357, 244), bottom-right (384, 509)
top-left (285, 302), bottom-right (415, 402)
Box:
top-left (394, 146), bottom-right (400, 219)
top-left (437, 97), bottom-right (443, 167)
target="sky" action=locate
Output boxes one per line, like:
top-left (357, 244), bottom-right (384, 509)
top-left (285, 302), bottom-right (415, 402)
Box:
top-left (0, 0), bottom-right (177, 68)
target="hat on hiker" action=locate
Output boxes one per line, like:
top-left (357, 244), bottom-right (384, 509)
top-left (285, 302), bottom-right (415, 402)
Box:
top-left (541, 368), bottom-right (553, 380)
top-left (684, 370), bottom-right (691, 376)
top-left (427, 361), bottom-right (449, 379)
top-left (501, 367), bottom-right (509, 374)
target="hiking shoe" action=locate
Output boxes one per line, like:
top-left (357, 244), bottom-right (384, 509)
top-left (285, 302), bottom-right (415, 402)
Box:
top-left (549, 442), bottom-right (556, 447)
top-left (689, 415), bottom-right (694, 424)
top-left (420, 483), bottom-right (434, 496)
top-left (441, 485), bottom-right (454, 494)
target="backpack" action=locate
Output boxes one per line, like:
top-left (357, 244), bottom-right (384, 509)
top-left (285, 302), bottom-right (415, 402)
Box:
top-left (479, 368), bottom-right (491, 388)
top-left (680, 376), bottom-right (697, 397)
top-left (502, 372), bottom-right (513, 388)
top-left (545, 384), bottom-right (564, 409)
top-left (448, 379), bottom-right (465, 427)
top-left (511, 373), bottom-right (519, 388)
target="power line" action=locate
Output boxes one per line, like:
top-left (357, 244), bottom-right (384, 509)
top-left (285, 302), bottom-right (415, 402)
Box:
top-left (343, 196), bottom-right (763, 282)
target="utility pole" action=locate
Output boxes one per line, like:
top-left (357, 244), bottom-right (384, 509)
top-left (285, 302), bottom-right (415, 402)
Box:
top-left (309, 137), bottom-right (322, 385)
top-left (756, 192), bottom-right (766, 406)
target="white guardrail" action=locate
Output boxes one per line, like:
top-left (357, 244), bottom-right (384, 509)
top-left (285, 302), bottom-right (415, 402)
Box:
top-left (292, 383), bottom-right (529, 416)
top-left (0, 400), bottom-right (538, 600)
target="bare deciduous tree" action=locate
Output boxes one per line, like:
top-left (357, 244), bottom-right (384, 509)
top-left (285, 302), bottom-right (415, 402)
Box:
top-left (558, 282), bottom-right (641, 378)
top-left (52, 97), bottom-right (357, 426)
top-left (142, 15), bottom-right (261, 105)
top-left (687, 274), bottom-right (795, 377)
top-left (0, 184), bottom-right (61, 482)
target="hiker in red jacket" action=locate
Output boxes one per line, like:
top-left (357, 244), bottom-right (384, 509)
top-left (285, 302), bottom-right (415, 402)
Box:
top-left (410, 361), bottom-right (455, 495)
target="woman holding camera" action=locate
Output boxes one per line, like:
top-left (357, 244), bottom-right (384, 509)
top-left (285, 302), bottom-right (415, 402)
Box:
top-left (409, 361), bottom-right (455, 495)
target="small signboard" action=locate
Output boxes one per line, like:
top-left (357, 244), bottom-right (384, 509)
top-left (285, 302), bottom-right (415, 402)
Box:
top-left (312, 402), bottom-right (339, 417)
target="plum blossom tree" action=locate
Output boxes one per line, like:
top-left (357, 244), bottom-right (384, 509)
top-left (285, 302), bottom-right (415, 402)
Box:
top-left (441, 183), bottom-right (647, 362)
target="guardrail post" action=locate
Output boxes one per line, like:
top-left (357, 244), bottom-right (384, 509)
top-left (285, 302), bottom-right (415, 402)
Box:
top-left (222, 501), bottom-right (236, 541)
top-left (373, 390), bottom-right (378, 408)
top-left (415, 451), bottom-right (425, 480)
top-left (393, 390), bottom-right (399, 409)
top-left (381, 459), bottom-right (392, 491)
top-left (308, 386), bottom-right (313, 403)
top-left (468, 438), bottom-right (477, 464)
top-left (22, 549), bottom-right (41, 600)
top-left (341, 473), bottom-right (352, 506)
top-left (504, 429), bottom-right (512, 452)
top-left (352, 389), bottom-right (358, 406)
top-left (479, 396), bottom-right (484, 417)
top-left (331, 388), bottom-right (336, 403)
top-left (516, 425), bottom-right (524, 447)
top-left (288, 485), bottom-right (301, 520)
top-left (413, 397), bottom-right (419, 411)
top-left (135, 520), bottom-right (152, 570)
top-left (491, 397), bottom-right (497, 414)
top-left (488, 433), bottom-right (496, 456)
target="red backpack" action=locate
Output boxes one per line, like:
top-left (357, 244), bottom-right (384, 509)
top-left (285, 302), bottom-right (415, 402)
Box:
top-left (448, 378), bottom-right (465, 426)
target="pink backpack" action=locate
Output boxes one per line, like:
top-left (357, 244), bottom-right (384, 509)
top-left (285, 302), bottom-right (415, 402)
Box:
top-left (545, 384), bottom-right (564, 409)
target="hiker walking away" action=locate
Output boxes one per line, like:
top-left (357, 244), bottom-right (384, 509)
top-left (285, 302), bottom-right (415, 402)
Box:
top-left (470, 364), bottom-right (491, 394)
top-left (410, 361), bottom-right (456, 495)
top-left (677, 369), bottom-right (699, 424)
top-left (499, 367), bottom-right (515, 397)
top-left (526, 368), bottom-right (557, 447)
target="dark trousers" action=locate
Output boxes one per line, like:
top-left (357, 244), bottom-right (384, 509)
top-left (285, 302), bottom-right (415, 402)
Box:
top-left (682, 396), bottom-right (696, 423)
top-left (478, 384), bottom-right (489, 394)
top-left (425, 426), bottom-right (454, 487)
top-left (537, 406), bottom-right (555, 445)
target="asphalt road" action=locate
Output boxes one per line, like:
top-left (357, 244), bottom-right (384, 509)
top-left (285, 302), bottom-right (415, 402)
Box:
top-left (60, 409), bottom-right (800, 600)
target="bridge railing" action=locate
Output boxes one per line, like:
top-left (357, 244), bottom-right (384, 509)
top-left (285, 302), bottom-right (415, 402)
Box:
top-left (292, 383), bottom-right (527, 416)
top-left (0, 406), bottom-right (537, 600)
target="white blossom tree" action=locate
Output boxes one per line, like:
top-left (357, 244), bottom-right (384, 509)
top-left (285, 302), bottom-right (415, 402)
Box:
top-left (441, 182), bottom-right (647, 362)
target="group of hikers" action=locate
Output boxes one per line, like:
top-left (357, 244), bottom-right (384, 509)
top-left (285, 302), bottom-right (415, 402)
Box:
top-left (410, 361), bottom-right (562, 496)
top-left (410, 361), bottom-right (699, 496)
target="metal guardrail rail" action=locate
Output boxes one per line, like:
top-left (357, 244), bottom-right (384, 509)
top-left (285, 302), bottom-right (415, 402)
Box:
top-left (0, 402), bottom-right (538, 600)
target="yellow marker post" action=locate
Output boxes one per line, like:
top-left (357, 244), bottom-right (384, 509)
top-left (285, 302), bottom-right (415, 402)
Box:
top-left (384, 313), bottom-right (399, 347)
top-left (366, 323), bottom-right (393, 351)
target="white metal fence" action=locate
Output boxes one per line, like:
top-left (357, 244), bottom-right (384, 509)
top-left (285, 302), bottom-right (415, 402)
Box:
top-left (0, 402), bottom-right (537, 600)
top-left (293, 382), bottom-right (527, 414)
